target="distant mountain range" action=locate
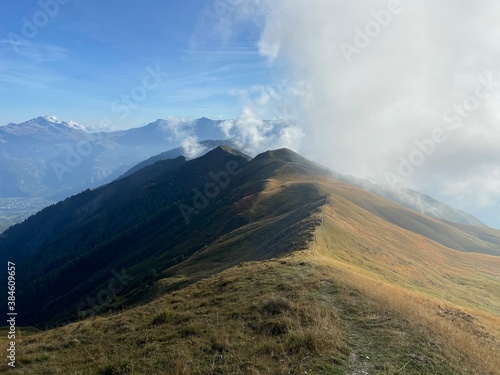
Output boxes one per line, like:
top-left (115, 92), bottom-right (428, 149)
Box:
top-left (0, 115), bottom-right (488, 233)
top-left (0, 116), bottom-right (229, 200)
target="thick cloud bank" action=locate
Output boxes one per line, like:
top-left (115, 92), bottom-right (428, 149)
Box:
top-left (208, 0), bottom-right (500, 227)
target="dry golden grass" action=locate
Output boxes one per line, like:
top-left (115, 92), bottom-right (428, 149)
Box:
top-left (305, 190), bottom-right (500, 375)
top-left (3, 167), bottom-right (500, 374)
top-left (4, 247), bottom-right (495, 374)
top-left (5, 259), bottom-right (350, 374)
top-left (312, 187), bottom-right (500, 315)
top-left (315, 255), bottom-right (500, 375)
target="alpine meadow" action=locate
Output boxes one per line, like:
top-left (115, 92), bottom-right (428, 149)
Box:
top-left (1, 1), bottom-right (500, 374)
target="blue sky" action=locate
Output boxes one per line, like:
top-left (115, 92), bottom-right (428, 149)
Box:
top-left (0, 0), bottom-right (276, 129)
top-left (1, 0), bottom-right (500, 228)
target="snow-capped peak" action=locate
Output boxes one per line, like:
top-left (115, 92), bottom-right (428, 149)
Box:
top-left (43, 115), bottom-right (62, 124)
top-left (66, 120), bottom-right (86, 131)
top-left (39, 116), bottom-right (87, 131)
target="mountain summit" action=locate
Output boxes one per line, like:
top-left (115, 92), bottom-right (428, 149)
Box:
top-left (1, 147), bottom-right (500, 374)
top-left (0, 147), bottom-right (324, 326)
top-left (2, 147), bottom-right (500, 329)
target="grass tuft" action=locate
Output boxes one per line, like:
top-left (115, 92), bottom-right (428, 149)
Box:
top-left (284, 332), bottom-right (317, 354)
top-left (150, 310), bottom-right (175, 326)
top-left (260, 297), bottom-right (293, 316)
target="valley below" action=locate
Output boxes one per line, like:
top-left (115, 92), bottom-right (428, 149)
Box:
top-left (0, 198), bottom-right (54, 234)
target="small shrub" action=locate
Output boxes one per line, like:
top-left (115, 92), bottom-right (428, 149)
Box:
top-left (248, 318), bottom-right (290, 336)
top-left (210, 335), bottom-right (229, 353)
top-left (256, 340), bottom-right (281, 355)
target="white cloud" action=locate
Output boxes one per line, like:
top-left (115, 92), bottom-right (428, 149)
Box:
top-left (161, 117), bottom-right (207, 159)
top-left (181, 135), bottom-right (207, 159)
top-left (218, 108), bottom-right (304, 156)
top-left (219, 119), bottom-right (234, 138)
top-left (210, 0), bottom-right (500, 227)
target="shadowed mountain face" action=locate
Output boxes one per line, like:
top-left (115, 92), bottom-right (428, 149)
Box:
top-left (0, 147), bottom-right (325, 327)
top-left (118, 139), bottom-right (239, 180)
top-left (123, 146), bottom-right (487, 228)
top-left (1, 147), bottom-right (500, 329)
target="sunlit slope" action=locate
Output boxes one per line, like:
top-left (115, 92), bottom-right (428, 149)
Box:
top-left (324, 180), bottom-right (500, 256)
top-left (201, 148), bottom-right (500, 291)
top-left (247, 149), bottom-right (500, 256)
top-left (306, 178), bottom-right (500, 374)
top-left (309, 178), bottom-right (500, 315)
top-left (162, 151), bottom-right (500, 316)
top-left (449, 221), bottom-right (500, 248)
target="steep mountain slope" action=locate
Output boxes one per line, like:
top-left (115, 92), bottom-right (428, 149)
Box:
top-left (324, 180), bottom-right (500, 256)
top-left (123, 143), bottom-right (487, 230)
top-left (122, 148), bottom-right (493, 256)
top-left (1, 148), bottom-right (500, 374)
top-left (312, 186), bottom-right (500, 313)
top-left (0, 117), bottom-right (237, 235)
top-left (0, 147), bottom-right (325, 327)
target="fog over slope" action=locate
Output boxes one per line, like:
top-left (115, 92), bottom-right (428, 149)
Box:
top-left (195, 0), bottom-right (500, 228)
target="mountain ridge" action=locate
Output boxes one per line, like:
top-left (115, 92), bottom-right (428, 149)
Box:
top-left (2, 146), bottom-right (499, 375)
top-left (0, 147), bottom-right (323, 326)
top-left (1, 147), bottom-right (500, 329)
top-left (0, 116), bottom-right (489, 233)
